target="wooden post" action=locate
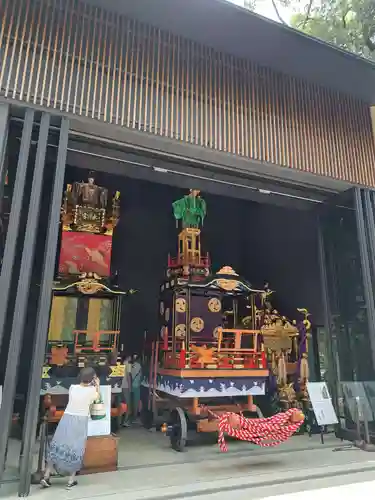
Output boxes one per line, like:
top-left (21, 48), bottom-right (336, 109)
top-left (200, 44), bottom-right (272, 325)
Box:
top-left (147, 342), bottom-right (155, 411)
top-left (247, 395), bottom-right (254, 412)
top-left (370, 106), bottom-right (375, 144)
top-left (192, 397), bottom-right (199, 415)
top-left (152, 342), bottom-right (159, 416)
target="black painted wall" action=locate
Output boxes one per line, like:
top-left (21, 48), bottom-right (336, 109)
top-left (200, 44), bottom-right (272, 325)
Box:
top-left (1, 162), bottom-right (323, 391)
top-left (107, 175), bottom-right (323, 354)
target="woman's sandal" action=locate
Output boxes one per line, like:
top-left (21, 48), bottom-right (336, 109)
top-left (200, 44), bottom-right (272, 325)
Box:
top-left (40, 478), bottom-right (51, 488)
top-left (66, 480), bottom-right (78, 490)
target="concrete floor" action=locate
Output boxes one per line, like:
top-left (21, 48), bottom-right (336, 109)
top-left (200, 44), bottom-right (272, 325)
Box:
top-left (2, 426), bottom-right (375, 498)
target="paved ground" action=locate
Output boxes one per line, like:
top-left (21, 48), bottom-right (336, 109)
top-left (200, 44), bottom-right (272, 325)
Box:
top-left (191, 475), bottom-right (375, 499)
top-left (1, 428), bottom-right (375, 498)
top-left (2, 425), bottom-right (341, 479)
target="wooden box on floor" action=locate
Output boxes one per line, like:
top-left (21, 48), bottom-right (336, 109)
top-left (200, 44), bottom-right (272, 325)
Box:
top-left (81, 435), bottom-right (119, 475)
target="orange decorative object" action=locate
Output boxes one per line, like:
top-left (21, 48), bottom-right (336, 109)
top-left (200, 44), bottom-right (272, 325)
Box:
top-left (59, 231), bottom-right (112, 276)
top-left (51, 346), bottom-right (68, 366)
top-left (191, 345), bottom-right (217, 366)
top-left (290, 410), bottom-right (305, 423)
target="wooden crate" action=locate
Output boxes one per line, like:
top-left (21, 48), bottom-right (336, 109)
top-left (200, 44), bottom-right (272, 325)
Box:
top-left (82, 434), bottom-right (119, 475)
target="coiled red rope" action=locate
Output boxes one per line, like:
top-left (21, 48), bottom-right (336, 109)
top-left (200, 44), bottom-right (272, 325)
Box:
top-left (208, 407), bottom-right (304, 452)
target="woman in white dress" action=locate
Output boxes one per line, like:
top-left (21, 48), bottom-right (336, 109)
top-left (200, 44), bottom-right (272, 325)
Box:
top-left (41, 367), bottom-right (99, 490)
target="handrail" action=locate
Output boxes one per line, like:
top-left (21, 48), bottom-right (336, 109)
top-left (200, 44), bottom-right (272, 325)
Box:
top-left (216, 327), bottom-right (260, 352)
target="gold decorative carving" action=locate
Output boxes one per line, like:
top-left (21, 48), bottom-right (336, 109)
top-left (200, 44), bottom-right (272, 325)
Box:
top-left (175, 298), bottom-right (187, 313)
top-left (208, 298), bottom-right (221, 313)
top-left (191, 345), bottom-right (217, 365)
top-left (213, 326), bottom-right (220, 339)
top-left (217, 266), bottom-right (238, 276)
top-left (109, 364), bottom-right (125, 377)
top-left (216, 266), bottom-right (239, 291)
top-left (76, 278), bottom-right (106, 295)
top-left (190, 317), bottom-right (204, 333)
top-left (216, 279), bottom-right (239, 291)
top-left (61, 174), bottom-right (120, 235)
top-left (175, 324), bottom-right (186, 339)
top-left (279, 383), bottom-right (297, 404)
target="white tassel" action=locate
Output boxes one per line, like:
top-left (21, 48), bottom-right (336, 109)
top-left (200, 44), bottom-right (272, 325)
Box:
top-left (277, 352), bottom-right (287, 386)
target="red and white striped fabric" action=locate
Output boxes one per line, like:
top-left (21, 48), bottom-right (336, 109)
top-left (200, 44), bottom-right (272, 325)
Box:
top-left (214, 407), bottom-right (304, 452)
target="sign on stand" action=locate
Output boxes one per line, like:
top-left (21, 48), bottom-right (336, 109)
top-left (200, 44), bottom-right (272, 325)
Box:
top-left (87, 385), bottom-right (111, 437)
top-left (307, 382), bottom-right (338, 426)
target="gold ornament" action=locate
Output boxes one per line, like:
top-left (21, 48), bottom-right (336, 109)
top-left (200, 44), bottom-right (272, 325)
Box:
top-left (175, 298), bottom-right (187, 313)
top-left (216, 267), bottom-right (239, 290)
top-left (109, 364), bottom-right (125, 377)
top-left (165, 308), bottom-right (170, 321)
top-left (190, 317), bottom-right (204, 333)
top-left (191, 345), bottom-right (217, 365)
top-left (217, 266), bottom-right (238, 276)
top-left (208, 298), bottom-right (222, 313)
top-left (76, 278), bottom-right (106, 295)
top-left (213, 326), bottom-right (220, 339)
top-left (216, 279), bottom-right (238, 291)
top-left (175, 324), bottom-right (186, 339)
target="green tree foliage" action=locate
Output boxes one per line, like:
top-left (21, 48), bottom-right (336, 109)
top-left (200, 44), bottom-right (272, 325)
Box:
top-left (290, 0), bottom-right (375, 61)
top-left (246, 0), bottom-right (375, 61)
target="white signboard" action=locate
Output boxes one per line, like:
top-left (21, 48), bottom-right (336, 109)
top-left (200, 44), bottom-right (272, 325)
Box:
top-left (342, 381), bottom-right (373, 422)
top-left (87, 385), bottom-right (111, 437)
top-left (307, 382), bottom-right (338, 426)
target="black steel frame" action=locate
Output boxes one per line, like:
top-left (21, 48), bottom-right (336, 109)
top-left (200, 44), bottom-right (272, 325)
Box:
top-left (354, 188), bottom-right (375, 372)
top-left (0, 104), bottom-right (9, 213)
top-left (0, 108), bottom-right (33, 356)
top-left (317, 214), bottom-right (341, 408)
top-left (0, 108), bottom-right (69, 497)
top-left (17, 117), bottom-right (69, 496)
top-left (0, 111), bottom-right (50, 479)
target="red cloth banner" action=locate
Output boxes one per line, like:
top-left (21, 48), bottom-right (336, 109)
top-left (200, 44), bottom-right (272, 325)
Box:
top-left (59, 231), bottom-right (112, 276)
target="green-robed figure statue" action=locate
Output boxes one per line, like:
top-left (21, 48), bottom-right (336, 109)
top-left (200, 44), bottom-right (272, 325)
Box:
top-left (172, 189), bottom-right (207, 229)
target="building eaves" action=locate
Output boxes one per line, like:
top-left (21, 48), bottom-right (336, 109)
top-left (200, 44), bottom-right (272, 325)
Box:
top-left (88, 0), bottom-right (375, 103)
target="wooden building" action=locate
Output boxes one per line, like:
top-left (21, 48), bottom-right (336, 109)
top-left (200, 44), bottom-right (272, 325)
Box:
top-left (0, 0), bottom-right (375, 494)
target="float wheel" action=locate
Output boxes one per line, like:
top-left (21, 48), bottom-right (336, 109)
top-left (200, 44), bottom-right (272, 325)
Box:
top-left (170, 407), bottom-right (187, 452)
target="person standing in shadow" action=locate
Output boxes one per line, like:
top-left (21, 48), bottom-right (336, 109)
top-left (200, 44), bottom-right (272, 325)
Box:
top-left (130, 354), bottom-right (142, 423)
top-left (121, 355), bottom-right (132, 427)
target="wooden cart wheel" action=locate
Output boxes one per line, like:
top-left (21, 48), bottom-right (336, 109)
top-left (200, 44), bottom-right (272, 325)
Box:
top-left (170, 407), bottom-right (188, 452)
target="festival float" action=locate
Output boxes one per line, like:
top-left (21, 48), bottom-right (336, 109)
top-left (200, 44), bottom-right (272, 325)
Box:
top-left (40, 172), bottom-right (134, 472)
top-left (244, 287), bottom-right (312, 415)
top-left (143, 190), bottom-right (308, 451)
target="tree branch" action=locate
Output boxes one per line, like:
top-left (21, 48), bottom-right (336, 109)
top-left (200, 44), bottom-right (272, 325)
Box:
top-left (271, 0), bottom-right (287, 25)
top-left (302, 0), bottom-right (314, 28)
top-left (363, 24), bottom-right (375, 52)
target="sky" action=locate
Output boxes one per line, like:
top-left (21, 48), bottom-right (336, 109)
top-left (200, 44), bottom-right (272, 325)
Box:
top-left (227, 0), bottom-right (293, 23)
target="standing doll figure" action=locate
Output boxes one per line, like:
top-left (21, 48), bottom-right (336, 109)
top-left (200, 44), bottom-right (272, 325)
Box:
top-left (130, 355), bottom-right (142, 422)
top-left (41, 368), bottom-right (99, 490)
top-left (121, 355), bottom-right (132, 427)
